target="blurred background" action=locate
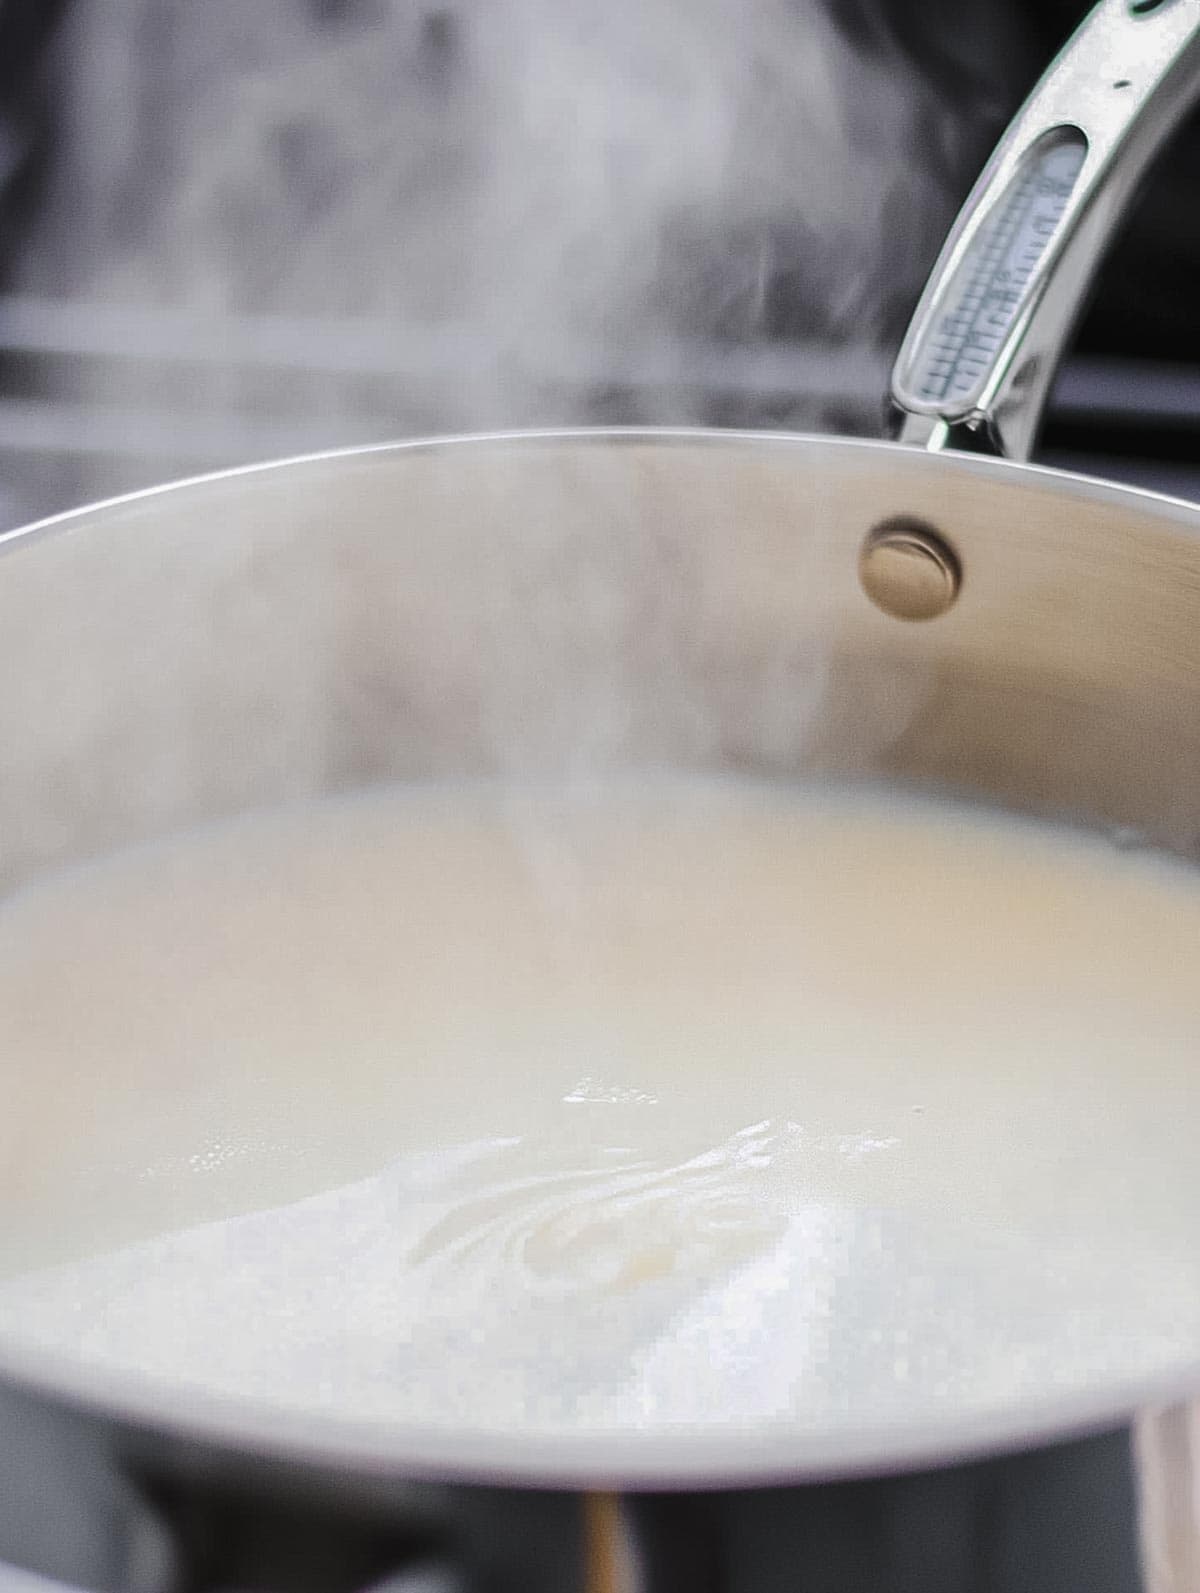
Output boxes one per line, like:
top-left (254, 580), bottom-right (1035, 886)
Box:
top-left (0, 0), bottom-right (1198, 532)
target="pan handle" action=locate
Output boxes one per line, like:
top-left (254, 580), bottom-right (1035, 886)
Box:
top-left (889, 0), bottom-right (1200, 462)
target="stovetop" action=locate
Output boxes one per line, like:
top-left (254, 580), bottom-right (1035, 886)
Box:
top-left (0, 1381), bottom-right (1148, 1593)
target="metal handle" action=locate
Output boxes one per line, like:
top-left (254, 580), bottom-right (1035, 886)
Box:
top-left (890, 0), bottom-right (1200, 461)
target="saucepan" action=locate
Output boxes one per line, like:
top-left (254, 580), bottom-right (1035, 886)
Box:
top-left (1, 2), bottom-right (1200, 1589)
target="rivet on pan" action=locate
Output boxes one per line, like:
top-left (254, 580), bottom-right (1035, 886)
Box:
top-left (859, 517), bottom-right (961, 622)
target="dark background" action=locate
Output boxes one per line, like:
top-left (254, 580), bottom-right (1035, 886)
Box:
top-left (1, 0), bottom-right (1199, 512)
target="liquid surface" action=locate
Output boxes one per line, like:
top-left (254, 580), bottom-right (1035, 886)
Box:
top-left (1, 778), bottom-right (1199, 1442)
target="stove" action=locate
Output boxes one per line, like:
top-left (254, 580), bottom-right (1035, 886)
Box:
top-left (0, 1374), bottom-right (1150, 1593)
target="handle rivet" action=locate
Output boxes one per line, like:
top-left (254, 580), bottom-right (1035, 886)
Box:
top-left (860, 519), bottom-right (961, 622)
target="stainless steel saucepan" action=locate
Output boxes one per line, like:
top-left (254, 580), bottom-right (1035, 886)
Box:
top-left (2, 1), bottom-right (1200, 1587)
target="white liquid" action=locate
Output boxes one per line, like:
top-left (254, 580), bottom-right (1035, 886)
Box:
top-left (1, 778), bottom-right (1199, 1440)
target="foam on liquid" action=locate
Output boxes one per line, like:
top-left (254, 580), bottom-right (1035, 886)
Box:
top-left (1, 778), bottom-right (1199, 1439)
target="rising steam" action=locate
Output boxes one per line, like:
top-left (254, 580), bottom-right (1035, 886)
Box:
top-left (4, 0), bottom-right (1028, 517)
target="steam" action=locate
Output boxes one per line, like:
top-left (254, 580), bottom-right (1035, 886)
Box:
top-left (4, 0), bottom-right (1027, 516)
